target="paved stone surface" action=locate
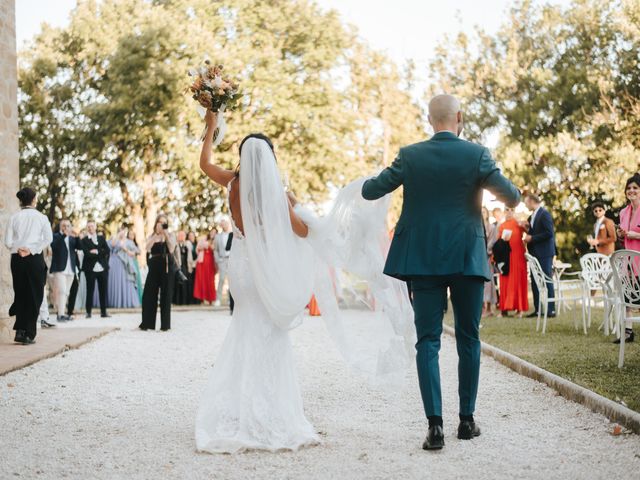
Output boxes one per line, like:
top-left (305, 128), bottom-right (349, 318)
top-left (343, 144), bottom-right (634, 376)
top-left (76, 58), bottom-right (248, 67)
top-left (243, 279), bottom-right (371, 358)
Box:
top-left (1, 310), bottom-right (639, 479)
top-left (0, 325), bottom-right (117, 375)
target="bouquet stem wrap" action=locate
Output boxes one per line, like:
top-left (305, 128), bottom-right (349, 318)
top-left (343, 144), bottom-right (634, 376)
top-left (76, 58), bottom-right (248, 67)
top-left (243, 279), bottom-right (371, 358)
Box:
top-left (199, 103), bottom-right (227, 146)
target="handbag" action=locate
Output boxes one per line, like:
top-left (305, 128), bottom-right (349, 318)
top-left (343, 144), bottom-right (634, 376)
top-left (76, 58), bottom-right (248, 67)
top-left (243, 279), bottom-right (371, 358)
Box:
top-left (171, 241), bottom-right (188, 284)
top-left (175, 267), bottom-right (188, 284)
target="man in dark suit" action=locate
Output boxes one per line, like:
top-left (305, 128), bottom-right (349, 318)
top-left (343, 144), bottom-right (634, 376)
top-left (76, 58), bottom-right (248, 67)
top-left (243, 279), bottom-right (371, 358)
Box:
top-left (81, 220), bottom-right (110, 318)
top-left (50, 219), bottom-right (80, 323)
top-left (523, 194), bottom-right (556, 318)
top-left (362, 94), bottom-right (520, 450)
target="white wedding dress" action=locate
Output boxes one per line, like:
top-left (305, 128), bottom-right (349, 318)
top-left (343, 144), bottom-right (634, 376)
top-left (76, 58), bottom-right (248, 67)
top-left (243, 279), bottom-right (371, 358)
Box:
top-left (195, 137), bottom-right (414, 454)
top-left (195, 221), bottom-right (319, 453)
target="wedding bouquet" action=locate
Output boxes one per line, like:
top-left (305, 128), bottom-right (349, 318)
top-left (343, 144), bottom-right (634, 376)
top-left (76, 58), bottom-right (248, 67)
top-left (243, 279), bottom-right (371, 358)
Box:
top-left (187, 60), bottom-right (242, 146)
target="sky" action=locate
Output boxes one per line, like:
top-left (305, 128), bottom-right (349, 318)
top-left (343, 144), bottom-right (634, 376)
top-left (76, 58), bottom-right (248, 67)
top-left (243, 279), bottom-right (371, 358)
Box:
top-left (15, 0), bottom-right (571, 70)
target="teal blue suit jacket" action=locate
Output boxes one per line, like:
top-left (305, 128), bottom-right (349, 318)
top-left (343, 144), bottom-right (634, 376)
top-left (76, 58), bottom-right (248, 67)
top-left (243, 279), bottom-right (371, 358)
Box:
top-left (362, 131), bottom-right (521, 281)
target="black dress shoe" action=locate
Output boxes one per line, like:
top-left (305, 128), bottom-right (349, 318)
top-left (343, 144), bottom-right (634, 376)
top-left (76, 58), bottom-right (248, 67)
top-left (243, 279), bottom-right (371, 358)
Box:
top-left (41, 320), bottom-right (56, 328)
top-left (101, 313), bottom-right (111, 318)
top-left (14, 330), bottom-right (26, 343)
top-left (160, 328), bottom-right (170, 332)
top-left (138, 325), bottom-right (149, 331)
top-left (422, 425), bottom-right (445, 450)
top-left (547, 313), bottom-right (556, 318)
top-left (85, 313), bottom-right (92, 319)
top-left (458, 420), bottom-right (481, 440)
top-left (614, 330), bottom-right (635, 344)
top-left (20, 336), bottom-right (36, 345)
top-left (525, 312), bottom-right (538, 318)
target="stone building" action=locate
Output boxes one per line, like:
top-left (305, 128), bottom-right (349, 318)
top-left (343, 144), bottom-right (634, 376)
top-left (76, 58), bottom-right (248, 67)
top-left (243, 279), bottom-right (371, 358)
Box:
top-left (0, 0), bottom-right (20, 341)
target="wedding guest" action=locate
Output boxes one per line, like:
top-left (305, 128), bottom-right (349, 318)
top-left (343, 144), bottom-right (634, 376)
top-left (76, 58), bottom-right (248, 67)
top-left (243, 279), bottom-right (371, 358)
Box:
top-left (587, 202), bottom-right (617, 256)
top-left (173, 230), bottom-right (196, 305)
top-left (39, 244), bottom-right (54, 327)
top-left (3, 187), bottom-right (53, 344)
top-left (614, 174), bottom-right (640, 343)
top-left (81, 220), bottom-right (110, 319)
top-left (187, 231), bottom-right (200, 304)
top-left (194, 230), bottom-right (217, 304)
top-left (492, 207), bottom-right (504, 226)
top-left (214, 218), bottom-right (232, 306)
top-left (482, 207), bottom-right (497, 317)
top-left (140, 214), bottom-right (178, 331)
top-left (127, 229), bottom-right (144, 303)
top-left (106, 225), bottom-right (140, 308)
top-left (491, 207), bottom-right (504, 311)
top-left (497, 207), bottom-right (529, 317)
top-left (523, 193), bottom-right (556, 318)
top-left (71, 229), bottom-right (88, 314)
top-left (50, 218), bottom-right (80, 323)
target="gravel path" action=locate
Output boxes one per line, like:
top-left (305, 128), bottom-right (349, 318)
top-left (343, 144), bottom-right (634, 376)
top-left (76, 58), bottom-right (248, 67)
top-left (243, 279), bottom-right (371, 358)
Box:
top-left (1, 310), bottom-right (639, 479)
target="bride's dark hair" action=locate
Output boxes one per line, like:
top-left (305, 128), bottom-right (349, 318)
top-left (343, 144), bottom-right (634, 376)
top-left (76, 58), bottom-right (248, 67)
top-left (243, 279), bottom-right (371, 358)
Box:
top-left (235, 133), bottom-right (276, 176)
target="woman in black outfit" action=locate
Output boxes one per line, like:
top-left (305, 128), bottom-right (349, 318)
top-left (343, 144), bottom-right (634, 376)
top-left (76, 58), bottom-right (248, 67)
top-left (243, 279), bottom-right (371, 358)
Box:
top-left (140, 214), bottom-right (178, 331)
top-left (187, 231), bottom-right (200, 304)
top-left (4, 188), bottom-right (53, 344)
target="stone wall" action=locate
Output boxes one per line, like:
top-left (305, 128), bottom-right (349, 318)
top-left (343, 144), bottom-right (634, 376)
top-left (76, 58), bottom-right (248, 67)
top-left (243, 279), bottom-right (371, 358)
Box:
top-left (0, 0), bottom-right (20, 341)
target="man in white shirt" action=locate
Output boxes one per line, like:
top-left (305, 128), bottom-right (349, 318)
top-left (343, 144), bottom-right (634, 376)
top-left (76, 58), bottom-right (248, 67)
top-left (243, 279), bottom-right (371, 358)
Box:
top-left (4, 187), bottom-right (53, 343)
top-left (50, 219), bottom-right (80, 323)
top-left (213, 218), bottom-right (232, 307)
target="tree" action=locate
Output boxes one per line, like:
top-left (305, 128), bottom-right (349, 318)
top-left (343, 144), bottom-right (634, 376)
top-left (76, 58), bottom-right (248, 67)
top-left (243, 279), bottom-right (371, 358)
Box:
top-left (18, 0), bottom-right (426, 250)
top-left (18, 26), bottom-right (87, 223)
top-left (428, 0), bottom-right (640, 260)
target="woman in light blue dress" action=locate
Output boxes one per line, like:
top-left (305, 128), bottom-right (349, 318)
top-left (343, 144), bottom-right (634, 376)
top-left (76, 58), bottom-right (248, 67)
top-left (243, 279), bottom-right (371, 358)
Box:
top-left (100, 226), bottom-right (141, 308)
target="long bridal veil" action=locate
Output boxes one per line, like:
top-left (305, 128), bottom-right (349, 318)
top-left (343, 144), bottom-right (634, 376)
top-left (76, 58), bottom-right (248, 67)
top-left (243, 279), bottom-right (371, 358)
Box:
top-left (239, 138), bottom-right (415, 383)
top-left (295, 180), bottom-right (415, 384)
top-left (239, 138), bottom-right (316, 330)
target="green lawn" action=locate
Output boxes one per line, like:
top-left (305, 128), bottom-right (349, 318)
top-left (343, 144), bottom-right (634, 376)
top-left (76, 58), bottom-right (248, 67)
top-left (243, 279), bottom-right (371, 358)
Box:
top-left (445, 306), bottom-right (640, 413)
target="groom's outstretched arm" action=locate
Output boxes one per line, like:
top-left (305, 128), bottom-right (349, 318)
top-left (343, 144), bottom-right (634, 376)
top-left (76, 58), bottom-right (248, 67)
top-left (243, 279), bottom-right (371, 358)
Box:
top-left (361, 152), bottom-right (404, 200)
top-left (478, 148), bottom-right (521, 208)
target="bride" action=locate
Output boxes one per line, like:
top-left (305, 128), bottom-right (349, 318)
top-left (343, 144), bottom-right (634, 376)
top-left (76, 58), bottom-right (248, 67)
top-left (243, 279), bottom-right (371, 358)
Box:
top-left (195, 110), bottom-right (414, 454)
top-left (195, 111), bottom-right (320, 453)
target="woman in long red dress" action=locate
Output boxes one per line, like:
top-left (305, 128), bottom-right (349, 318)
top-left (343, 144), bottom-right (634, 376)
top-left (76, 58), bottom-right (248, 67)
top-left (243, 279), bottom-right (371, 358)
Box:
top-left (498, 207), bottom-right (529, 317)
top-left (193, 231), bottom-right (217, 304)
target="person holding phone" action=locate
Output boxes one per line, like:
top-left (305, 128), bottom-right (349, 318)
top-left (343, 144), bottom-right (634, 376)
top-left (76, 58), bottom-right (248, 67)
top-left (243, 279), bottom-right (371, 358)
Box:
top-left (614, 174), bottom-right (640, 343)
top-left (140, 214), bottom-right (177, 331)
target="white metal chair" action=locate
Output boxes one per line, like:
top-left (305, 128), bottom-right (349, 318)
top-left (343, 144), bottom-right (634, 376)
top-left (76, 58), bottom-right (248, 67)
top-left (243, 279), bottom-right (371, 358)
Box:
top-left (610, 250), bottom-right (640, 367)
top-left (579, 253), bottom-right (612, 332)
top-left (600, 272), bottom-right (622, 337)
top-left (526, 253), bottom-right (585, 334)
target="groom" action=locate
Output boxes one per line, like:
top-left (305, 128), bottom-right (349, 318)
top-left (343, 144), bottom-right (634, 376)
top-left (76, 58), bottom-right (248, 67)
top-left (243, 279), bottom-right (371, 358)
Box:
top-left (362, 94), bottom-right (520, 450)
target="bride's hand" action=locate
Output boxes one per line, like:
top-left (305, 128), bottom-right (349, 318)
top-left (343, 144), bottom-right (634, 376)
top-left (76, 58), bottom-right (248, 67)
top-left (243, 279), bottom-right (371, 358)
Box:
top-left (205, 110), bottom-right (218, 130)
top-left (286, 191), bottom-right (298, 207)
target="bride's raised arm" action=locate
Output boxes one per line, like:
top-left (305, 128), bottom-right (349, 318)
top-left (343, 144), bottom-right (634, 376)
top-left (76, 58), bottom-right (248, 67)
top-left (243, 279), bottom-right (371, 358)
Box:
top-left (199, 110), bottom-right (236, 187)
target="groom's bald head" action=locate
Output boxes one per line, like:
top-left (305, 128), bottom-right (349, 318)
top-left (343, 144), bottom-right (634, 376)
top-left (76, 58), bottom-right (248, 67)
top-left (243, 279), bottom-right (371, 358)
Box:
top-left (428, 94), bottom-right (463, 135)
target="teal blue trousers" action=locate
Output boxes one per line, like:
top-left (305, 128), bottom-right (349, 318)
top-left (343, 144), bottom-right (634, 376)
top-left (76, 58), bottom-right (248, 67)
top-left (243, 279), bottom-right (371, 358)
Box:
top-left (410, 275), bottom-right (484, 417)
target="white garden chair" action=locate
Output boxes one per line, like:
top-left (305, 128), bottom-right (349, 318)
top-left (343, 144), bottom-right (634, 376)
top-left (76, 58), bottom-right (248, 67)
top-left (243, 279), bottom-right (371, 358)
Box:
top-left (526, 253), bottom-right (585, 334)
top-left (610, 250), bottom-right (640, 367)
top-left (600, 272), bottom-right (622, 337)
top-left (579, 253), bottom-right (612, 332)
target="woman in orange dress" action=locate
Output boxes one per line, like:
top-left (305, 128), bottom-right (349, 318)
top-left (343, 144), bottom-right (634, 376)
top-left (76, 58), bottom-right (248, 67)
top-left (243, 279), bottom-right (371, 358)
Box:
top-left (498, 207), bottom-right (529, 317)
top-left (193, 230), bottom-right (217, 304)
